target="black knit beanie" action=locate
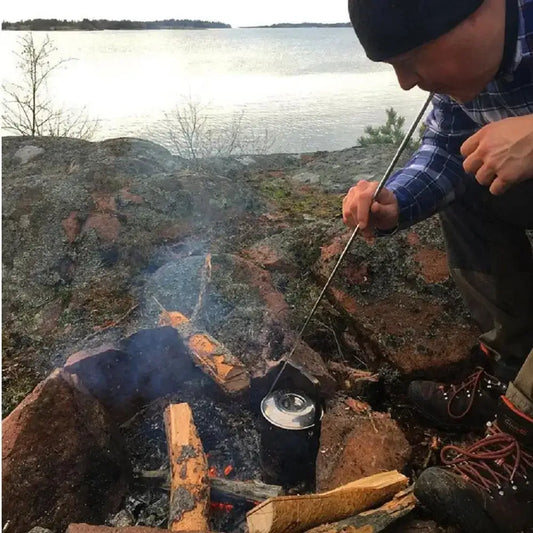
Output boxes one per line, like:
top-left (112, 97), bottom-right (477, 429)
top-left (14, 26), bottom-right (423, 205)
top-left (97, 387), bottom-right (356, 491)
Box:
top-left (348, 0), bottom-right (484, 61)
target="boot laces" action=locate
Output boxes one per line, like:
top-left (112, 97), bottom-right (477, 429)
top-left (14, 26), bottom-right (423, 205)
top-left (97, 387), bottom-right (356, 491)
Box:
top-left (441, 424), bottom-right (533, 493)
top-left (446, 367), bottom-right (499, 420)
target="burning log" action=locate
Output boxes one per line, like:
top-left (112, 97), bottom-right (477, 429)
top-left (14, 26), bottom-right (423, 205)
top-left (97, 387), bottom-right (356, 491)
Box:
top-left (159, 310), bottom-right (250, 394)
top-left (303, 488), bottom-right (417, 532)
top-left (164, 403), bottom-right (210, 532)
top-left (246, 470), bottom-right (408, 533)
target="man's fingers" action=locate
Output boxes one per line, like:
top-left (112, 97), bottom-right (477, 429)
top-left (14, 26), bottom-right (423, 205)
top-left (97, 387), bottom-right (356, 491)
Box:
top-left (489, 176), bottom-right (511, 195)
top-left (357, 192), bottom-right (373, 229)
top-left (460, 131), bottom-right (481, 157)
top-left (463, 153), bottom-right (484, 175)
top-left (342, 201), bottom-right (357, 228)
top-left (342, 180), bottom-right (393, 232)
top-left (475, 164), bottom-right (497, 187)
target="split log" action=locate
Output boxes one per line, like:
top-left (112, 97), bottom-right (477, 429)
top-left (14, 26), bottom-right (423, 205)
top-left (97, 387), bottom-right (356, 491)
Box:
top-left (303, 488), bottom-right (417, 532)
top-left (159, 310), bottom-right (250, 394)
top-left (210, 478), bottom-right (283, 504)
top-left (164, 403), bottom-right (210, 532)
top-left (246, 470), bottom-right (408, 533)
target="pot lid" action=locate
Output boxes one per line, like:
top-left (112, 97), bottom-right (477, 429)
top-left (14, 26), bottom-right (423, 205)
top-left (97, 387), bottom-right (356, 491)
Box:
top-left (260, 390), bottom-right (320, 430)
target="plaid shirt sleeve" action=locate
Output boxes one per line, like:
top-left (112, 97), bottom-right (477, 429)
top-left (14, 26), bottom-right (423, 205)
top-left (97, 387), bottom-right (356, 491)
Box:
top-left (385, 94), bottom-right (480, 228)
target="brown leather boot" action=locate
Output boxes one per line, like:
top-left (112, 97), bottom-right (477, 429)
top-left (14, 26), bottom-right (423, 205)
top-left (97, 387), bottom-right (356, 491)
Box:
top-left (408, 366), bottom-right (507, 430)
top-left (414, 397), bottom-right (533, 532)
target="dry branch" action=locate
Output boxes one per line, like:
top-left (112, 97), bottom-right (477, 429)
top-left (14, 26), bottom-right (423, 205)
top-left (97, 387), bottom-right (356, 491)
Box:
top-left (246, 470), bottom-right (408, 533)
top-left (81, 303), bottom-right (138, 342)
top-left (159, 310), bottom-right (250, 394)
top-left (303, 488), bottom-right (417, 532)
top-left (164, 403), bottom-right (210, 532)
top-left (326, 361), bottom-right (379, 394)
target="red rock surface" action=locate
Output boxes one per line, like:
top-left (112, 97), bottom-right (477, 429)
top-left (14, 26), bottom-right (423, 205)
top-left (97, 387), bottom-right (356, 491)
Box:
top-left (319, 232), bottom-right (350, 266)
top-left (35, 299), bottom-right (64, 335)
top-left (2, 370), bottom-right (128, 533)
top-left (119, 187), bottom-right (144, 204)
top-left (243, 245), bottom-right (289, 271)
top-left (316, 399), bottom-right (411, 492)
top-left (413, 248), bottom-right (449, 284)
top-left (357, 293), bottom-right (477, 375)
top-left (62, 210), bottom-right (81, 242)
top-left (83, 213), bottom-right (120, 243)
top-left (328, 287), bottom-right (358, 315)
top-left (92, 192), bottom-right (116, 212)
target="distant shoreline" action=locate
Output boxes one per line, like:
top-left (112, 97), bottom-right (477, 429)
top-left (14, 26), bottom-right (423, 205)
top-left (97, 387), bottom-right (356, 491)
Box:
top-left (242, 23), bottom-right (351, 28)
top-left (1, 18), bottom-right (231, 31)
top-left (2, 19), bottom-right (352, 31)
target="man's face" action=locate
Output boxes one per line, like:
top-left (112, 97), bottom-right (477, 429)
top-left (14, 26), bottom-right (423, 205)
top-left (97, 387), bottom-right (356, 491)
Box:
top-left (385, 0), bottom-right (504, 103)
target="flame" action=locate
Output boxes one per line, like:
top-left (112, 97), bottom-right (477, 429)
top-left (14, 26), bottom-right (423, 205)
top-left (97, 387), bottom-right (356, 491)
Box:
top-left (223, 465), bottom-right (233, 476)
top-left (208, 466), bottom-right (218, 478)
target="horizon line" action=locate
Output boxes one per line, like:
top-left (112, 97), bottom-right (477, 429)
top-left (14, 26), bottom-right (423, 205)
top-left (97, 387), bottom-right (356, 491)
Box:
top-left (2, 17), bottom-right (351, 25)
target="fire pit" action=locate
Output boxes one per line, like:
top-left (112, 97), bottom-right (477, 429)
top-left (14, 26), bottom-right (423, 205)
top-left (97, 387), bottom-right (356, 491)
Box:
top-left (2, 314), bottom-right (417, 533)
top-left (115, 376), bottom-right (263, 532)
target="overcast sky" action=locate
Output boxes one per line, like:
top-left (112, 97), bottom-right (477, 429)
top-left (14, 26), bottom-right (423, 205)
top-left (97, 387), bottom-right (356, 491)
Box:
top-left (1, 0), bottom-right (351, 27)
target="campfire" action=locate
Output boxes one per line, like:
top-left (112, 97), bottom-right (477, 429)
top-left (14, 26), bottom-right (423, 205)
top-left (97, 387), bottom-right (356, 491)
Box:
top-left (3, 296), bottom-right (417, 533)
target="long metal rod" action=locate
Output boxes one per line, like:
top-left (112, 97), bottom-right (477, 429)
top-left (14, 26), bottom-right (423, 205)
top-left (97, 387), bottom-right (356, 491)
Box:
top-left (267, 93), bottom-right (433, 395)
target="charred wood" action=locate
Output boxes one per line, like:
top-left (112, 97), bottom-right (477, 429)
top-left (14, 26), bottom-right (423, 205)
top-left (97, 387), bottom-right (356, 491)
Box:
top-left (164, 403), bottom-right (210, 532)
top-left (135, 470), bottom-right (282, 503)
top-left (210, 477), bottom-right (283, 504)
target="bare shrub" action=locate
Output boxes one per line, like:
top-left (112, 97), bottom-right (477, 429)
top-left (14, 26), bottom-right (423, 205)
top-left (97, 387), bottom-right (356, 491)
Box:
top-left (158, 96), bottom-right (274, 165)
top-left (2, 32), bottom-right (98, 139)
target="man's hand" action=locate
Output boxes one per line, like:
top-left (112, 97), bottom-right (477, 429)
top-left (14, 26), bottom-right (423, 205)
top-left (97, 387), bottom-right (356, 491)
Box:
top-left (461, 114), bottom-right (533, 195)
top-left (342, 180), bottom-right (399, 238)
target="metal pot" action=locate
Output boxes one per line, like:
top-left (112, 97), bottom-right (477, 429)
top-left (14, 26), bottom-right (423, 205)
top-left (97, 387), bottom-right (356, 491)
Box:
top-left (258, 363), bottom-right (323, 488)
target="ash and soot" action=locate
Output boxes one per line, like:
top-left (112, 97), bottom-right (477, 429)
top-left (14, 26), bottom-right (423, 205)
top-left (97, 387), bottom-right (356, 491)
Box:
top-left (118, 381), bottom-right (262, 532)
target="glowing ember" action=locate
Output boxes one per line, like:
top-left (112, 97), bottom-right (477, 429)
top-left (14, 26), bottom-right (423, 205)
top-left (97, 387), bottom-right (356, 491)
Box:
top-left (210, 502), bottom-right (234, 513)
top-left (224, 465), bottom-right (233, 476)
top-left (208, 466), bottom-right (218, 477)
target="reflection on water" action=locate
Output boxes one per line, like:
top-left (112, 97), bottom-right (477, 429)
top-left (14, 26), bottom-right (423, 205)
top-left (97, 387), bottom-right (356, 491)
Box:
top-left (0, 28), bottom-right (426, 153)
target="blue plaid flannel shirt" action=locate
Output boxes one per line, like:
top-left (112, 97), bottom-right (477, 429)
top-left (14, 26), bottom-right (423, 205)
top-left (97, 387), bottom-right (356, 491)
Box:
top-left (385, 0), bottom-right (533, 228)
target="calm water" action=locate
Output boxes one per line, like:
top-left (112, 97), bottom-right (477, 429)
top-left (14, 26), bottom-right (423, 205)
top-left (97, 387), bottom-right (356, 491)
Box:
top-left (1, 28), bottom-right (426, 153)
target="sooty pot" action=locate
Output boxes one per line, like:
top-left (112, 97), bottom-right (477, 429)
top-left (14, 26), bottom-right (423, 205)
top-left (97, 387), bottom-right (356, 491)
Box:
top-left (258, 362), bottom-right (323, 489)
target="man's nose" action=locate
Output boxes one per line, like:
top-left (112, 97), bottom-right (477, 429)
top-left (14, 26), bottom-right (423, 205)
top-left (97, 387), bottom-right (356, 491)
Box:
top-left (392, 64), bottom-right (420, 91)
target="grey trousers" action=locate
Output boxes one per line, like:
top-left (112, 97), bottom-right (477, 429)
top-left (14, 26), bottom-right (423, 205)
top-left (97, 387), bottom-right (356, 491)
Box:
top-left (439, 178), bottom-right (533, 415)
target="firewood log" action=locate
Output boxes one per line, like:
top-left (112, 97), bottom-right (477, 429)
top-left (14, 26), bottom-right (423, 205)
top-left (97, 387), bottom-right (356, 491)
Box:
top-left (303, 488), bottom-right (417, 532)
top-left (246, 470), bottom-right (408, 533)
top-left (164, 403), bottom-right (210, 532)
top-left (160, 311), bottom-right (250, 394)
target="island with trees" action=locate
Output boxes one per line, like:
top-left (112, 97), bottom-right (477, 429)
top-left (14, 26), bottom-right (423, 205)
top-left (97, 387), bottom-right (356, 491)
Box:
top-left (1, 18), bottom-right (231, 31)
top-left (243, 22), bottom-right (351, 28)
